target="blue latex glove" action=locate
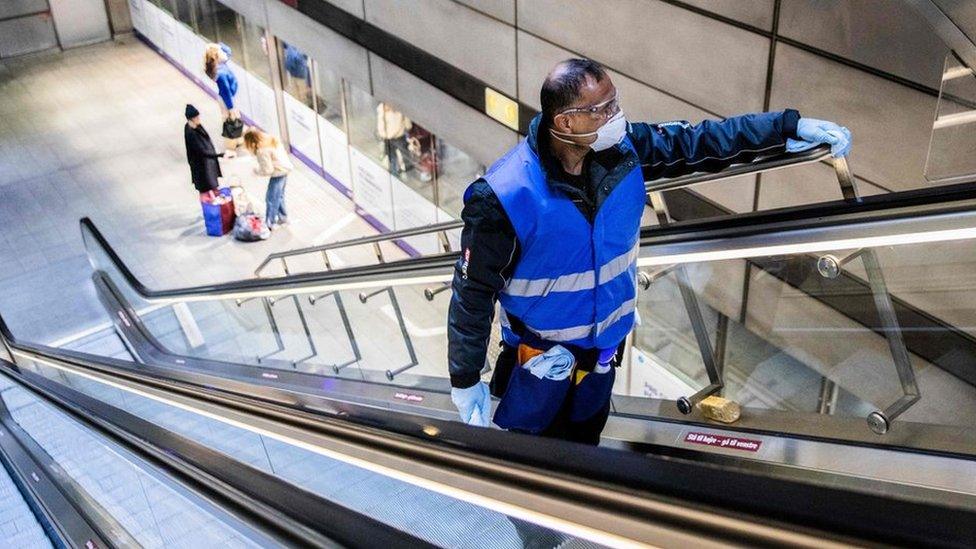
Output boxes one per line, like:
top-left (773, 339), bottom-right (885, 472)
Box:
top-left (451, 382), bottom-right (491, 427)
top-left (786, 118), bottom-right (852, 157)
top-left (523, 345), bottom-right (575, 381)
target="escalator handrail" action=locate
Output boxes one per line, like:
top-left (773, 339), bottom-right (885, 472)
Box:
top-left (3, 321), bottom-right (976, 548)
top-left (80, 176), bottom-right (976, 303)
top-left (0, 355), bottom-right (435, 548)
top-left (254, 219), bottom-right (464, 277)
top-left (252, 145), bottom-right (833, 277)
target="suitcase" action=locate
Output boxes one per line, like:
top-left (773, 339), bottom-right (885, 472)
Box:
top-left (201, 187), bottom-right (236, 236)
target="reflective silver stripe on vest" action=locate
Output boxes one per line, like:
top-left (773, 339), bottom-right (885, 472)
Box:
top-left (504, 244), bottom-right (639, 298)
top-left (595, 297), bottom-right (637, 335)
top-left (527, 323), bottom-right (594, 343)
top-left (525, 297), bottom-right (638, 342)
top-left (598, 245), bottom-right (639, 284)
top-left (504, 270), bottom-right (595, 298)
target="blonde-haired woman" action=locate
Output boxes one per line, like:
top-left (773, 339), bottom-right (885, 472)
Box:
top-left (204, 43), bottom-right (242, 156)
top-left (245, 129), bottom-right (294, 229)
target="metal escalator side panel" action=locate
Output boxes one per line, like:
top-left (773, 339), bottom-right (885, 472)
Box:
top-left (15, 345), bottom-right (976, 548)
top-left (0, 358), bottom-right (434, 548)
top-left (0, 393), bottom-right (113, 548)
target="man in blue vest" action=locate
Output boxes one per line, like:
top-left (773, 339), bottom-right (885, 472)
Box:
top-left (447, 58), bottom-right (851, 444)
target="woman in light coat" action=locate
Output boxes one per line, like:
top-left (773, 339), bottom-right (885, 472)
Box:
top-left (244, 129), bottom-right (294, 229)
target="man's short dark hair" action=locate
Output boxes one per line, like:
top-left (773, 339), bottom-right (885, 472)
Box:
top-left (540, 58), bottom-right (608, 124)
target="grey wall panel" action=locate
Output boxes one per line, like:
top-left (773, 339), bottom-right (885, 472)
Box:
top-left (104, 0), bottom-right (133, 34)
top-left (768, 44), bottom-right (939, 193)
top-left (364, 0), bottom-right (516, 95)
top-left (692, 176), bottom-right (756, 213)
top-left (324, 0), bottom-right (366, 18)
top-left (678, 0), bottom-right (774, 30)
top-left (517, 0), bottom-right (769, 115)
top-left (49, 0), bottom-right (111, 48)
top-left (0, 14), bottom-right (58, 58)
top-left (0, 0), bottom-right (48, 19)
top-left (265, 0), bottom-right (370, 91)
top-left (779, 0), bottom-right (949, 89)
top-left (757, 162), bottom-right (885, 211)
top-left (453, 0), bottom-right (513, 24)
top-left (216, 0), bottom-right (264, 26)
top-left (369, 53), bottom-right (518, 167)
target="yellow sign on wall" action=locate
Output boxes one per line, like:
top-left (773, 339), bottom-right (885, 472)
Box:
top-left (484, 87), bottom-right (519, 131)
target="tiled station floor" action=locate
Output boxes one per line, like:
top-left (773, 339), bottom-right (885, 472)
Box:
top-left (0, 37), bottom-right (400, 345)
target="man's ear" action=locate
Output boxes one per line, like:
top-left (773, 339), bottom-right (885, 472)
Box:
top-left (551, 113), bottom-right (570, 133)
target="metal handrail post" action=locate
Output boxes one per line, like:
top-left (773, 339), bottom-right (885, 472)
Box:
top-left (257, 297), bottom-right (286, 363)
top-left (647, 191), bottom-right (723, 414)
top-left (331, 292), bottom-right (362, 373)
top-left (829, 156), bottom-right (919, 434)
top-left (383, 288), bottom-right (420, 381)
top-left (290, 294), bottom-right (320, 368)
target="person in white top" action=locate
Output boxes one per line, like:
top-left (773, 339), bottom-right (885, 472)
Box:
top-left (244, 128), bottom-right (294, 230)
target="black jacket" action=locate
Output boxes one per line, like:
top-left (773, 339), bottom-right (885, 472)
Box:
top-left (184, 123), bottom-right (223, 192)
top-left (447, 110), bottom-right (800, 389)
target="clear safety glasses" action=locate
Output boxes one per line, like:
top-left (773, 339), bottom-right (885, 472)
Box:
top-left (558, 92), bottom-right (620, 120)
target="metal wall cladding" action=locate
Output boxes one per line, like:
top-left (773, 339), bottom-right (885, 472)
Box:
top-left (325, 0), bottom-right (365, 18)
top-left (768, 44), bottom-right (939, 193)
top-left (756, 161), bottom-right (885, 211)
top-left (452, 0), bottom-right (514, 24)
top-left (214, 0), bottom-right (265, 26)
top-left (364, 0), bottom-right (517, 96)
top-left (369, 53), bottom-right (518, 167)
top-left (778, 0), bottom-right (950, 89)
top-left (258, 0), bottom-right (968, 208)
top-left (678, 0), bottom-right (774, 30)
top-left (48, 0), bottom-right (111, 48)
top-left (933, 0), bottom-right (976, 43)
top-left (517, 0), bottom-right (769, 115)
top-left (0, 0), bottom-right (49, 19)
top-left (0, 13), bottom-right (58, 58)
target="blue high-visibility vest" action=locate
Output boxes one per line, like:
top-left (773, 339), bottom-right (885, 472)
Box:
top-left (485, 138), bottom-right (645, 351)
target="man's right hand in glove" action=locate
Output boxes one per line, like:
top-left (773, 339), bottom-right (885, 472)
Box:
top-left (451, 382), bottom-right (491, 427)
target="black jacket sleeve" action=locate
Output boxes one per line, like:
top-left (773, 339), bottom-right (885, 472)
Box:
top-left (185, 126), bottom-right (222, 161)
top-left (629, 109), bottom-right (800, 179)
top-left (447, 180), bottom-right (520, 389)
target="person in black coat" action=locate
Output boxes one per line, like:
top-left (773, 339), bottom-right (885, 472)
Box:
top-left (183, 104), bottom-right (223, 194)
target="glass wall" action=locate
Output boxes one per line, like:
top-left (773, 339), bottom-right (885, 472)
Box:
top-left (277, 42), bottom-right (320, 167)
top-left (131, 0), bottom-right (483, 254)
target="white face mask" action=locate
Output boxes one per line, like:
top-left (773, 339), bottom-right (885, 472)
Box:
top-left (550, 110), bottom-right (627, 151)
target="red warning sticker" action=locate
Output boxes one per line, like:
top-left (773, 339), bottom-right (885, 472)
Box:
top-left (685, 432), bottom-right (762, 452)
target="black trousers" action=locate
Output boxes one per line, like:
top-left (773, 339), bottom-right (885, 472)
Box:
top-left (490, 344), bottom-right (613, 446)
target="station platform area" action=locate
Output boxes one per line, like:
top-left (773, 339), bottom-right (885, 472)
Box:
top-left (0, 38), bottom-right (395, 346)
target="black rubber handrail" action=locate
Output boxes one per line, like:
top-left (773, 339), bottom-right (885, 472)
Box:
top-left (0, 355), bottom-right (435, 548)
top-left (0, 387), bottom-right (119, 547)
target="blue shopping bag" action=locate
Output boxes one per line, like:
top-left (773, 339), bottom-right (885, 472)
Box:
top-left (201, 187), bottom-right (235, 236)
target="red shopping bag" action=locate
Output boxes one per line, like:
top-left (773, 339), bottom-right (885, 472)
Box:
top-left (201, 187), bottom-right (236, 236)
